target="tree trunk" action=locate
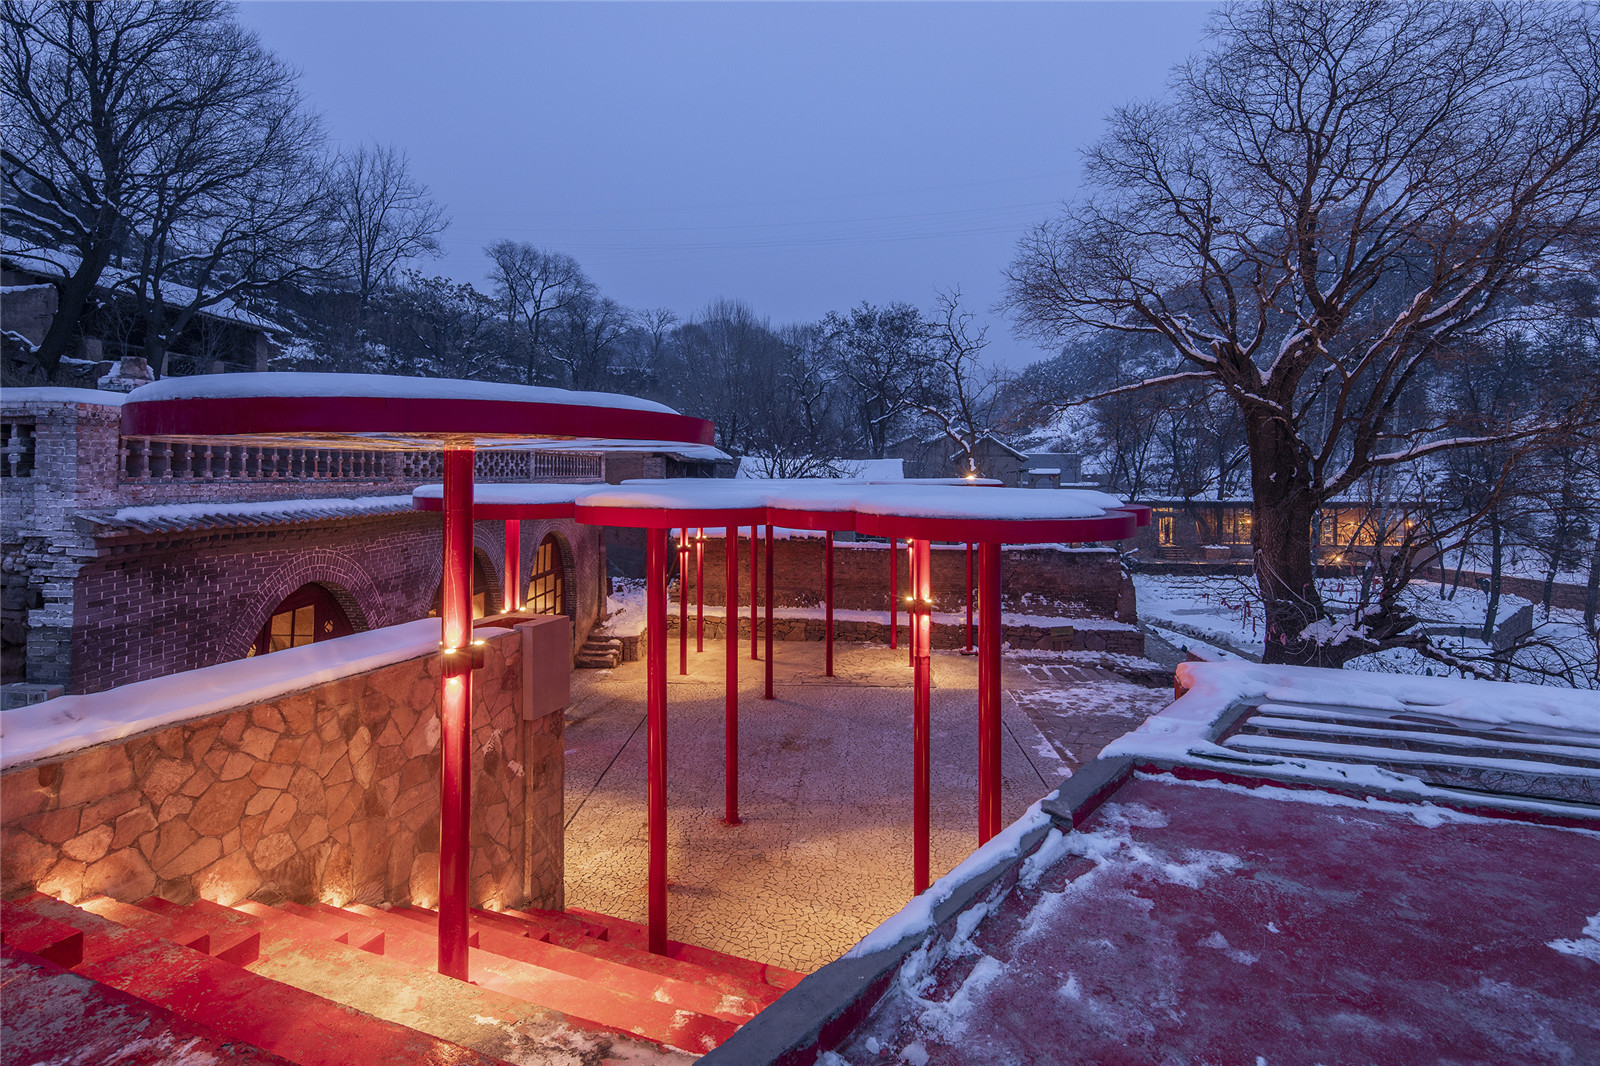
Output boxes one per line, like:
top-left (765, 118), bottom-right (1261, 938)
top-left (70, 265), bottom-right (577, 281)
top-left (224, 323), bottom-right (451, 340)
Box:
top-left (1583, 521), bottom-right (1599, 634)
top-left (30, 251), bottom-right (113, 381)
top-left (1248, 417), bottom-right (1331, 666)
top-left (1481, 513), bottom-right (1503, 644)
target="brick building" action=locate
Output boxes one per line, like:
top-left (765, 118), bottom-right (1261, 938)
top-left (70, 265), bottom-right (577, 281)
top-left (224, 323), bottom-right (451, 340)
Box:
top-left (1128, 497), bottom-right (1433, 564)
top-left (1, 389), bottom-right (611, 698)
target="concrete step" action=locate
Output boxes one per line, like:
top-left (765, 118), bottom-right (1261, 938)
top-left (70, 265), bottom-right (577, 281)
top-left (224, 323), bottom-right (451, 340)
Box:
top-left (262, 900), bottom-right (387, 954)
top-left (0, 898), bottom-right (84, 968)
top-left (80, 895), bottom-right (260, 965)
top-left (312, 903), bottom-right (738, 1053)
top-left (12, 894), bottom-right (511, 1066)
top-left (565, 906), bottom-right (806, 992)
top-left (491, 906), bottom-right (792, 1008)
top-left (377, 905), bottom-right (763, 1021)
top-left (136, 897), bottom-right (658, 1063)
top-left (1, 943), bottom-right (296, 1066)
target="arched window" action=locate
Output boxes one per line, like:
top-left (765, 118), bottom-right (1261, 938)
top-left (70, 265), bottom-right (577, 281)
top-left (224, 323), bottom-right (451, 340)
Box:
top-left (249, 583), bottom-right (354, 657)
top-left (527, 534), bottom-right (566, 616)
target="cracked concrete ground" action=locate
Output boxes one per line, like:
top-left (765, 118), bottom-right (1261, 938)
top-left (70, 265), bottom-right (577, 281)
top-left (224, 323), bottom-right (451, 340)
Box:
top-left (562, 636), bottom-right (1171, 974)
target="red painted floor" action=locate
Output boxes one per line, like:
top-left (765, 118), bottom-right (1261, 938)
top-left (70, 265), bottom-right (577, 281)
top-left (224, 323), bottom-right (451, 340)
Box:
top-left (841, 774), bottom-right (1600, 1065)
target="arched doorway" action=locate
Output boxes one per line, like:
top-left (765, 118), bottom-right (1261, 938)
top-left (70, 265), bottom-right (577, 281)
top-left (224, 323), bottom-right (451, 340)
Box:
top-left (249, 583), bottom-right (355, 657)
top-left (527, 534), bottom-right (566, 616)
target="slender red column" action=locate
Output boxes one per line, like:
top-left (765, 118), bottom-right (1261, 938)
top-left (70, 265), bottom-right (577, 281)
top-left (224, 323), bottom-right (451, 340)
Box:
top-left (695, 528), bottom-right (705, 653)
top-left (979, 541), bottom-right (1003, 844)
top-left (438, 445), bottom-right (474, 979)
top-left (724, 530), bottom-right (741, 825)
top-left (749, 527), bottom-right (759, 661)
top-left (889, 538), bottom-right (899, 650)
top-left (908, 541), bottom-right (915, 669)
top-left (964, 542), bottom-right (974, 651)
top-left (764, 522), bottom-right (774, 700)
top-left (912, 537), bottom-right (932, 896)
top-left (646, 527), bottom-right (669, 954)
top-left (824, 531), bottom-right (835, 678)
top-left (503, 520), bottom-right (521, 613)
top-left (678, 531), bottom-right (689, 676)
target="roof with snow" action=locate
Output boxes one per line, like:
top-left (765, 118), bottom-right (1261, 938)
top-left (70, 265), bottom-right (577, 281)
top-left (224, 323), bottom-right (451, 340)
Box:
top-left (2, 237), bottom-right (289, 335)
top-left (705, 662), bottom-right (1600, 1065)
top-left (81, 495), bottom-right (415, 536)
top-left (117, 372), bottom-right (714, 451)
top-left (414, 478), bottom-right (1149, 541)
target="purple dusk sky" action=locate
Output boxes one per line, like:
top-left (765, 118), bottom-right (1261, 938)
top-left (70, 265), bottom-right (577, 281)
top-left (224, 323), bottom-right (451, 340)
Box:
top-left (236, 2), bottom-right (1215, 367)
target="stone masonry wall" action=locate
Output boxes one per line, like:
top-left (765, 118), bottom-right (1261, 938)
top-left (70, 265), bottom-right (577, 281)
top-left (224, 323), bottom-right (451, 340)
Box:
top-left (685, 537), bottom-right (1134, 621)
top-left (662, 612), bottom-right (1145, 656)
top-left (0, 623), bottom-right (565, 912)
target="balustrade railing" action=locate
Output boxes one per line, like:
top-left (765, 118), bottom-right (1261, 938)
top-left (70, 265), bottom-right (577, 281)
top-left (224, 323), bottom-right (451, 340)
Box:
top-left (118, 441), bottom-right (604, 484)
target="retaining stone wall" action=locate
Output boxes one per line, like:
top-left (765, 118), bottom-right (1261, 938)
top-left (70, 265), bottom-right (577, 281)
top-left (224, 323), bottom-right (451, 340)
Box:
top-left (0, 624), bottom-right (564, 913)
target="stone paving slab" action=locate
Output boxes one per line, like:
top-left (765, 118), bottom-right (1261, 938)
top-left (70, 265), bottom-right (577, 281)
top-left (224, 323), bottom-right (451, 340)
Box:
top-left (563, 640), bottom-right (1081, 974)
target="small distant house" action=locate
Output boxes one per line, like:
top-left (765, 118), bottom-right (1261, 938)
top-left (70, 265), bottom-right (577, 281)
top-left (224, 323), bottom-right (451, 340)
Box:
top-left (885, 433), bottom-right (1030, 484)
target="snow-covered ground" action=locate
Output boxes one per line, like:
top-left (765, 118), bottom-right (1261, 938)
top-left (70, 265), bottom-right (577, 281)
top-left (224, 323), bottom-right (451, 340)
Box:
top-left (1134, 572), bottom-right (1598, 688)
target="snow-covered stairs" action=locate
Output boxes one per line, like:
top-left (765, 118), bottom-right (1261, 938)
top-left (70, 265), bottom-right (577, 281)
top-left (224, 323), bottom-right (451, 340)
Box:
top-left (2, 892), bottom-right (804, 1063)
top-left (1222, 699), bottom-right (1600, 811)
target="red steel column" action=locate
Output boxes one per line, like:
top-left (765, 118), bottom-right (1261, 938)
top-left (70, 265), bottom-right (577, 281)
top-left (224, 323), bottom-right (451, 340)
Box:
top-left (646, 527), bottom-right (669, 954)
top-left (503, 520), bottom-right (521, 613)
top-left (438, 445), bottom-right (474, 979)
top-left (695, 528), bottom-right (705, 653)
top-left (750, 527), bottom-right (759, 661)
top-left (678, 531), bottom-right (689, 676)
top-left (824, 531), bottom-right (835, 678)
top-left (724, 530), bottom-right (741, 825)
top-left (907, 541), bottom-right (915, 668)
top-left (979, 541), bottom-right (1003, 844)
top-left (889, 538), bottom-right (899, 650)
top-left (912, 537), bottom-right (932, 896)
top-left (764, 522), bottom-right (775, 700)
top-left (964, 542), bottom-right (974, 651)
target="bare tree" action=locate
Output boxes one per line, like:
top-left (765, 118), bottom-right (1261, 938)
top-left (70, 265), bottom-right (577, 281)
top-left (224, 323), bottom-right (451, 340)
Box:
top-left (483, 240), bottom-right (592, 385)
top-left (1006, 1), bottom-right (1600, 666)
top-left (912, 289), bottom-right (1012, 477)
top-left (332, 143), bottom-right (448, 310)
top-left (822, 301), bottom-right (932, 458)
top-left (2, 0), bottom-right (331, 380)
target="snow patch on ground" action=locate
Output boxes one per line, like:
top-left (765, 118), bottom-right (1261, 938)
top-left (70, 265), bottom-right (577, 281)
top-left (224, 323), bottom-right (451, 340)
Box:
top-left (1547, 912), bottom-right (1600, 963)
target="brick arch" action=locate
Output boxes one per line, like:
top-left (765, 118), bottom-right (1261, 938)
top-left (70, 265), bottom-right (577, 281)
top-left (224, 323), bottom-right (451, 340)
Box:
top-left (417, 520), bottom-right (502, 612)
top-left (227, 551), bottom-right (383, 662)
top-left (524, 526), bottom-right (577, 622)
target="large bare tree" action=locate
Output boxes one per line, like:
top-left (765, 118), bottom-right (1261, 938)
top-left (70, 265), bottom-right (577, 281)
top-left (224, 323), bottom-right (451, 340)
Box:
top-left (1006, 0), bottom-right (1600, 667)
top-left (2, 0), bottom-right (331, 380)
top-left (332, 142), bottom-right (448, 310)
top-left (484, 239), bottom-right (592, 385)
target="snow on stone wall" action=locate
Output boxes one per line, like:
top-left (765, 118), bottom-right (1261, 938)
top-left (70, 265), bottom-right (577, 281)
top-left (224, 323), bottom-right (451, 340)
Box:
top-left (0, 621), bottom-right (566, 912)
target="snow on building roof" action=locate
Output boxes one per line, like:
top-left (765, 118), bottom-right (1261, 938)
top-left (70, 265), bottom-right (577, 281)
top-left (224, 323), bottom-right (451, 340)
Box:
top-left (0, 619), bottom-right (501, 770)
top-left (83, 495), bottom-right (415, 535)
top-left (125, 372), bottom-right (679, 414)
top-left (2, 236), bottom-right (288, 335)
top-left (1028, 468), bottom-right (1061, 476)
top-left (0, 387), bottom-right (126, 407)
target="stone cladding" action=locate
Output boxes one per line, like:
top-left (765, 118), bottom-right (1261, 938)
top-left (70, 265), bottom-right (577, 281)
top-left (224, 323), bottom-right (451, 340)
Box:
top-left (0, 624), bottom-right (564, 912)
